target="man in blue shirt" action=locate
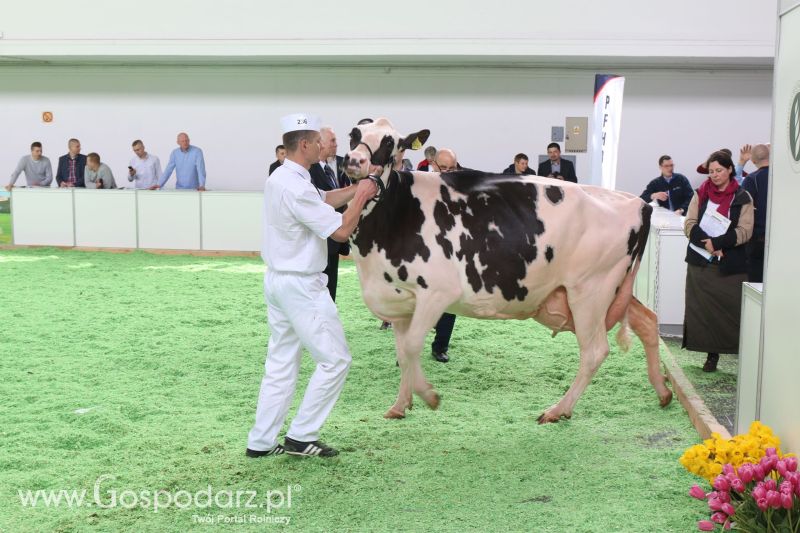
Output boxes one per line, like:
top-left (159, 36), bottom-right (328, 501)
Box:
top-left (639, 155), bottom-right (693, 215)
top-left (742, 144), bottom-right (769, 283)
top-left (152, 132), bottom-right (207, 190)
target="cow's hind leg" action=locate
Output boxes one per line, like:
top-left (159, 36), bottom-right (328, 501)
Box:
top-left (627, 298), bottom-right (673, 407)
top-left (538, 284), bottom-right (612, 424)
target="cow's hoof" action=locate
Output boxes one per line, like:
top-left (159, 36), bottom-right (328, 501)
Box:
top-left (659, 388), bottom-right (673, 407)
top-left (384, 407), bottom-right (406, 419)
top-left (537, 411), bottom-right (571, 424)
top-left (420, 389), bottom-right (440, 410)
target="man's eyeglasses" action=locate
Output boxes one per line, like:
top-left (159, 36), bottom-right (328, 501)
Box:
top-left (434, 163), bottom-right (457, 172)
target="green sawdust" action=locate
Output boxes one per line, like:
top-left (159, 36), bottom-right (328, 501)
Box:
top-left (0, 248), bottom-right (702, 532)
top-left (664, 339), bottom-right (738, 434)
top-left (0, 213), bottom-right (11, 245)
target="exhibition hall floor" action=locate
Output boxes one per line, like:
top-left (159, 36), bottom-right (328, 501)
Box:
top-left (1, 249), bottom-right (701, 532)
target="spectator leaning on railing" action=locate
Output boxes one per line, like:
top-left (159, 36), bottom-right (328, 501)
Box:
top-left (6, 142), bottom-right (53, 190)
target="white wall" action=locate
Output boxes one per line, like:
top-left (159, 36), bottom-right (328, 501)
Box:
top-left (0, 0), bottom-right (776, 64)
top-left (0, 65), bottom-right (772, 194)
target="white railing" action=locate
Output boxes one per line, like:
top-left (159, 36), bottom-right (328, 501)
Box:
top-left (9, 188), bottom-right (262, 252)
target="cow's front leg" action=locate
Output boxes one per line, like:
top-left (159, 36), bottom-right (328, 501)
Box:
top-left (386, 294), bottom-right (454, 417)
top-left (385, 318), bottom-right (413, 419)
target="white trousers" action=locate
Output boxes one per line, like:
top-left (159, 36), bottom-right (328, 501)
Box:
top-left (247, 270), bottom-right (352, 451)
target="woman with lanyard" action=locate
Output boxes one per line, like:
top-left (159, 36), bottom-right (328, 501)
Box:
top-left (682, 150), bottom-right (754, 372)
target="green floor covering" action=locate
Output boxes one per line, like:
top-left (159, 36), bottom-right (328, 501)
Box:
top-left (0, 248), bottom-right (703, 532)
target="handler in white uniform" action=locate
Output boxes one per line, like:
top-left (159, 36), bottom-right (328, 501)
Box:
top-left (246, 113), bottom-right (377, 458)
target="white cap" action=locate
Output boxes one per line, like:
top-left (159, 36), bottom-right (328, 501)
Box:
top-left (280, 113), bottom-right (321, 133)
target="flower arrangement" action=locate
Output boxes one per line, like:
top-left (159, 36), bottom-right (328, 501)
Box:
top-left (681, 422), bottom-right (798, 532)
top-left (681, 422), bottom-right (783, 483)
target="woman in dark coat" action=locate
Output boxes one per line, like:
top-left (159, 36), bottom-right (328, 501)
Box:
top-left (683, 151), bottom-right (754, 372)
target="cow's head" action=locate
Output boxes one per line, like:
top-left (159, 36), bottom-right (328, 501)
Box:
top-left (343, 118), bottom-right (430, 180)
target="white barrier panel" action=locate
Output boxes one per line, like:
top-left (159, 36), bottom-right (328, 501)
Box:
top-left (736, 282), bottom-right (763, 434)
top-left (11, 188), bottom-right (75, 246)
top-left (759, 2), bottom-right (800, 452)
top-left (137, 191), bottom-right (201, 250)
top-left (74, 189), bottom-right (137, 248)
top-left (633, 207), bottom-right (688, 336)
top-left (201, 192), bottom-right (261, 252)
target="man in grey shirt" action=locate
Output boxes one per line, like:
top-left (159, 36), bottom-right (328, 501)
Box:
top-left (84, 153), bottom-right (117, 189)
top-left (6, 142), bottom-right (53, 190)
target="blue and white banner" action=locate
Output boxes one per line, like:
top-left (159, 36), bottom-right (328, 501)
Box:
top-left (590, 74), bottom-right (625, 190)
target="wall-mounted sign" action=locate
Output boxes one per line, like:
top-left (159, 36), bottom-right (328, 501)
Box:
top-left (789, 84), bottom-right (800, 172)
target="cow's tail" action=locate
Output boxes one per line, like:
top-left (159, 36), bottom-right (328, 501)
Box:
top-left (607, 201), bottom-right (652, 349)
top-left (630, 203), bottom-right (652, 272)
top-left (615, 317), bottom-right (632, 353)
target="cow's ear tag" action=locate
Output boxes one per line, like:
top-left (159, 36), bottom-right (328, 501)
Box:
top-left (411, 138), bottom-right (423, 150)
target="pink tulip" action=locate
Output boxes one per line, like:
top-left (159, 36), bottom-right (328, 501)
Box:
top-left (765, 479), bottom-right (777, 492)
top-left (738, 464), bottom-right (754, 484)
top-left (723, 520), bottom-right (732, 530)
top-left (767, 448), bottom-right (778, 457)
top-left (767, 490), bottom-right (782, 508)
top-left (777, 460), bottom-right (788, 477)
top-left (753, 464), bottom-right (766, 481)
top-left (752, 484), bottom-right (767, 501)
top-left (782, 493), bottom-right (794, 509)
top-left (690, 485), bottom-right (707, 500)
top-left (717, 491), bottom-right (731, 504)
top-left (786, 456), bottom-right (798, 472)
top-left (757, 498), bottom-right (769, 511)
top-left (731, 479), bottom-right (745, 493)
top-left (723, 464), bottom-right (735, 476)
top-left (698, 520), bottom-right (715, 531)
top-left (721, 503), bottom-right (736, 516)
top-left (714, 476), bottom-right (731, 492)
top-left (712, 512), bottom-right (727, 524)
top-left (709, 497), bottom-right (723, 511)
top-left (781, 481), bottom-right (793, 495)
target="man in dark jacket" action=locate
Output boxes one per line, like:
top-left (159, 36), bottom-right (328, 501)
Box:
top-left (268, 145), bottom-right (286, 176)
top-left (639, 155), bottom-right (694, 215)
top-left (502, 153), bottom-right (536, 175)
top-left (537, 143), bottom-right (577, 182)
top-left (309, 126), bottom-right (351, 301)
top-left (741, 144), bottom-right (769, 282)
top-left (55, 138), bottom-right (87, 188)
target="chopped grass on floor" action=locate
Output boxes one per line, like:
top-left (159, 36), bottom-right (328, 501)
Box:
top-left (663, 339), bottom-right (738, 434)
top-left (0, 212), bottom-right (11, 245)
top-left (1, 248), bottom-right (704, 532)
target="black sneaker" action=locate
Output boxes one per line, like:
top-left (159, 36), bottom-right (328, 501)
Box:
top-left (245, 444), bottom-right (285, 458)
top-left (284, 437), bottom-right (339, 457)
top-left (432, 350), bottom-right (449, 363)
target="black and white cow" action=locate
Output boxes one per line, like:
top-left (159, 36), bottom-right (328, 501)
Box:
top-left (343, 118), bottom-right (672, 423)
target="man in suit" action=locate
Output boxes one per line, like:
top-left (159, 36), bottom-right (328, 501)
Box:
top-left (268, 144), bottom-right (286, 176)
top-left (309, 126), bottom-right (351, 301)
top-left (537, 142), bottom-right (577, 183)
top-left (56, 138), bottom-right (87, 188)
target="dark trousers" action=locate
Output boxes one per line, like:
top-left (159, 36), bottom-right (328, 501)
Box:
top-left (323, 253), bottom-right (340, 302)
top-left (432, 313), bottom-right (456, 353)
top-left (747, 237), bottom-right (765, 283)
